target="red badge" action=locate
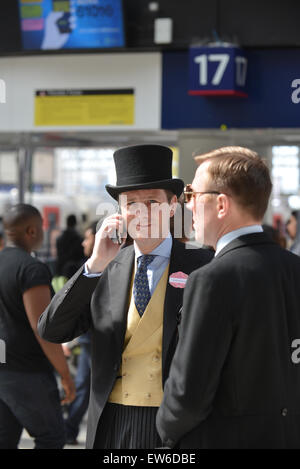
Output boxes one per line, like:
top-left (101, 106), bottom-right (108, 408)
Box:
top-left (169, 272), bottom-right (188, 288)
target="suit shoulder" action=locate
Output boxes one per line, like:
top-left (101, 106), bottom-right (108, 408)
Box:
top-left (188, 254), bottom-right (228, 282)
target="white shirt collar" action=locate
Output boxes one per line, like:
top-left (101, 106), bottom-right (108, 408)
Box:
top-left (215, 225), bottom-right (263, 256)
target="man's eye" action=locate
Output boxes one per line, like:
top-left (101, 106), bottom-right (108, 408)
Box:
top-left (149, 200), bottom-right (159, 204)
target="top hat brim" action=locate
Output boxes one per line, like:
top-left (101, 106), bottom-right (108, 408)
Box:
top-left (105, 178), bottom-right (184, 201)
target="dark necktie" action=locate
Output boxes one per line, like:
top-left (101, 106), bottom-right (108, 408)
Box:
top-left (133, 254), bottom-right (155, 316)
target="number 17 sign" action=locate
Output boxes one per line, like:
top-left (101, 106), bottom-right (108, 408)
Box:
top-left (188, 46), bottom-right (248, 97)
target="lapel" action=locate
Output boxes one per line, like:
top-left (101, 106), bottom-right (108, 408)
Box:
top-left (107, 246), bottom-right (135, 358)
top-left (162, 240), bottom-right (188, 369)
top-left (215, 232), bottom-right (275, 259)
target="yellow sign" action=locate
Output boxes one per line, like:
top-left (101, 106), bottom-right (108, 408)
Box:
top-left (35, 89), bottom-right (135, 126)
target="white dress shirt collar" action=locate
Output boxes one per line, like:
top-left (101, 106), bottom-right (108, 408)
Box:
top-left (215, 225), bottom-right (263, 256)
top-left (134, 232), bottom-right (172, 259)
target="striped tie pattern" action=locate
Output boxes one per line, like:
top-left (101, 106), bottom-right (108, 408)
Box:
top-left (133, 255), bottom-right (155, 316)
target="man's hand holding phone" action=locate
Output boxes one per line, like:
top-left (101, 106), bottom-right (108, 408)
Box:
top-left (86, 212), bottom-right (126, 274)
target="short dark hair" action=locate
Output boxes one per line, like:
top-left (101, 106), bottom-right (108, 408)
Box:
top-left (66, 214), bottom-right (77, 228)
top-left (3, 204), bottom-right (41, 230)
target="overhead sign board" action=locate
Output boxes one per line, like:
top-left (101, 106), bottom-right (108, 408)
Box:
top-left (188, 46), bottom-right (248, 97)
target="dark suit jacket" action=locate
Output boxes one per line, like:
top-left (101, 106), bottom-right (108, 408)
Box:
top-left (38, 239), bottom-right (213, 448)
top-left (156, 233), bottom-right (300, 449)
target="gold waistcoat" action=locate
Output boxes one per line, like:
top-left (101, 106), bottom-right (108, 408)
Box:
top-left (108, 263), bottom-right (169, 407)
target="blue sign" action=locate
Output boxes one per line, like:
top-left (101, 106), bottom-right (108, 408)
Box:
top-left (18, 0), bottom-right (125, 50)
top-left (188, 46), bottom-right (248, 97)
top-left (162, 49), bottom-right (300, 129)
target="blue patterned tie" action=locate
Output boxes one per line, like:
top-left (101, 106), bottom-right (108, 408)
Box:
top-left (133, 254), bottom-right (155, 316)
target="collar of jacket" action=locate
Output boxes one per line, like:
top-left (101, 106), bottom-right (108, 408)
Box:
top-left (215, 232), bottom-right (276, 259)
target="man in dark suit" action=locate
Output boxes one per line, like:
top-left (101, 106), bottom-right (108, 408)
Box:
top-left (38, 145), bottom-right (213, 449)
top-left (156, 146), bottom-right (300, 449)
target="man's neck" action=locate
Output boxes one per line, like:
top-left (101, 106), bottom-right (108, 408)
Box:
top-left (215, 220), bottom-right (262, 247)
top-left (134, 237), bottom-right (167, 255)
top-left (214, 223), bottom-right (263, 254)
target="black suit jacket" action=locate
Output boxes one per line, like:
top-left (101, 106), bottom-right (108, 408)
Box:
top-left (156, 233), bottom-right (300, 449)
top-left (38, 239), bottom-right (213, 448)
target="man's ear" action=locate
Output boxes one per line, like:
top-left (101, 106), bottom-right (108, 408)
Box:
top-left (217, 194), bottom-right (230, 219)
top-left (26, 224), bottom-right (36, 238)
top-left (169, 195), bottom-right (178, 218)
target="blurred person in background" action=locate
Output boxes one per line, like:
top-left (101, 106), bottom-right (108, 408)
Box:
top-left (0, 204), bottom-right (75, 449)
top-left (0, 231), bottom-right (5, 251)
top-left (55, 214), bottom-right (85, 278)
top-left (286, 210), bottom-right (300, 255)
top-left (0, 216), bottom-right (4, 251)
top-left (262, 224), bottom-right (287, 249)
top-left (64, 220), bottom-right (99, 445)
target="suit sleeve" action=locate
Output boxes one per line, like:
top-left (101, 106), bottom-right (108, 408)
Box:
top-left (38, 265), bottom-right (99, 343)
top-left (156, 267), bottom-right (234, 448)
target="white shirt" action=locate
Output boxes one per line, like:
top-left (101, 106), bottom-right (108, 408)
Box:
top-left (215, 225), bottom-right (263, 256)
top-left (134, 232), bottom-right (172, 295)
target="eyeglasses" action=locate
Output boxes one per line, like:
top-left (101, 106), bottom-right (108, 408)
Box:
top-left (184, 184), bottom-right (221, 203)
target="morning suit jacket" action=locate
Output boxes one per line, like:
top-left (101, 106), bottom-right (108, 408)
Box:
top-left (38, 239), bottom-right (213, 448)
top-left (156, 233), bottom-right (300, 449)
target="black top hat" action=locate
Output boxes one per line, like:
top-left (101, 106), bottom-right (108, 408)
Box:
top-left (105, 144), bottom-right (184, 200)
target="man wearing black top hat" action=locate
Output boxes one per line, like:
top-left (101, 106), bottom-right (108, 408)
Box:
top-left (38, 144), bottom-right (213, 449)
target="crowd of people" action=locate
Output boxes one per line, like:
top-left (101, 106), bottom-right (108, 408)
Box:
top-left (0, 144), bottom-right (300, 449)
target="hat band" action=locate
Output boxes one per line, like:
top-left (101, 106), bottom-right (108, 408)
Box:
top-left (116, 175), bottom-right (172, 185)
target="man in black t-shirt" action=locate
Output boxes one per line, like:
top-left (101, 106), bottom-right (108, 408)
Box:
top-left (0, 204), bottom-right (75, 449)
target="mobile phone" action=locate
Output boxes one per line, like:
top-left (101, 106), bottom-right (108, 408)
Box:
top-left (111, 206), bottom-right (123, 245)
